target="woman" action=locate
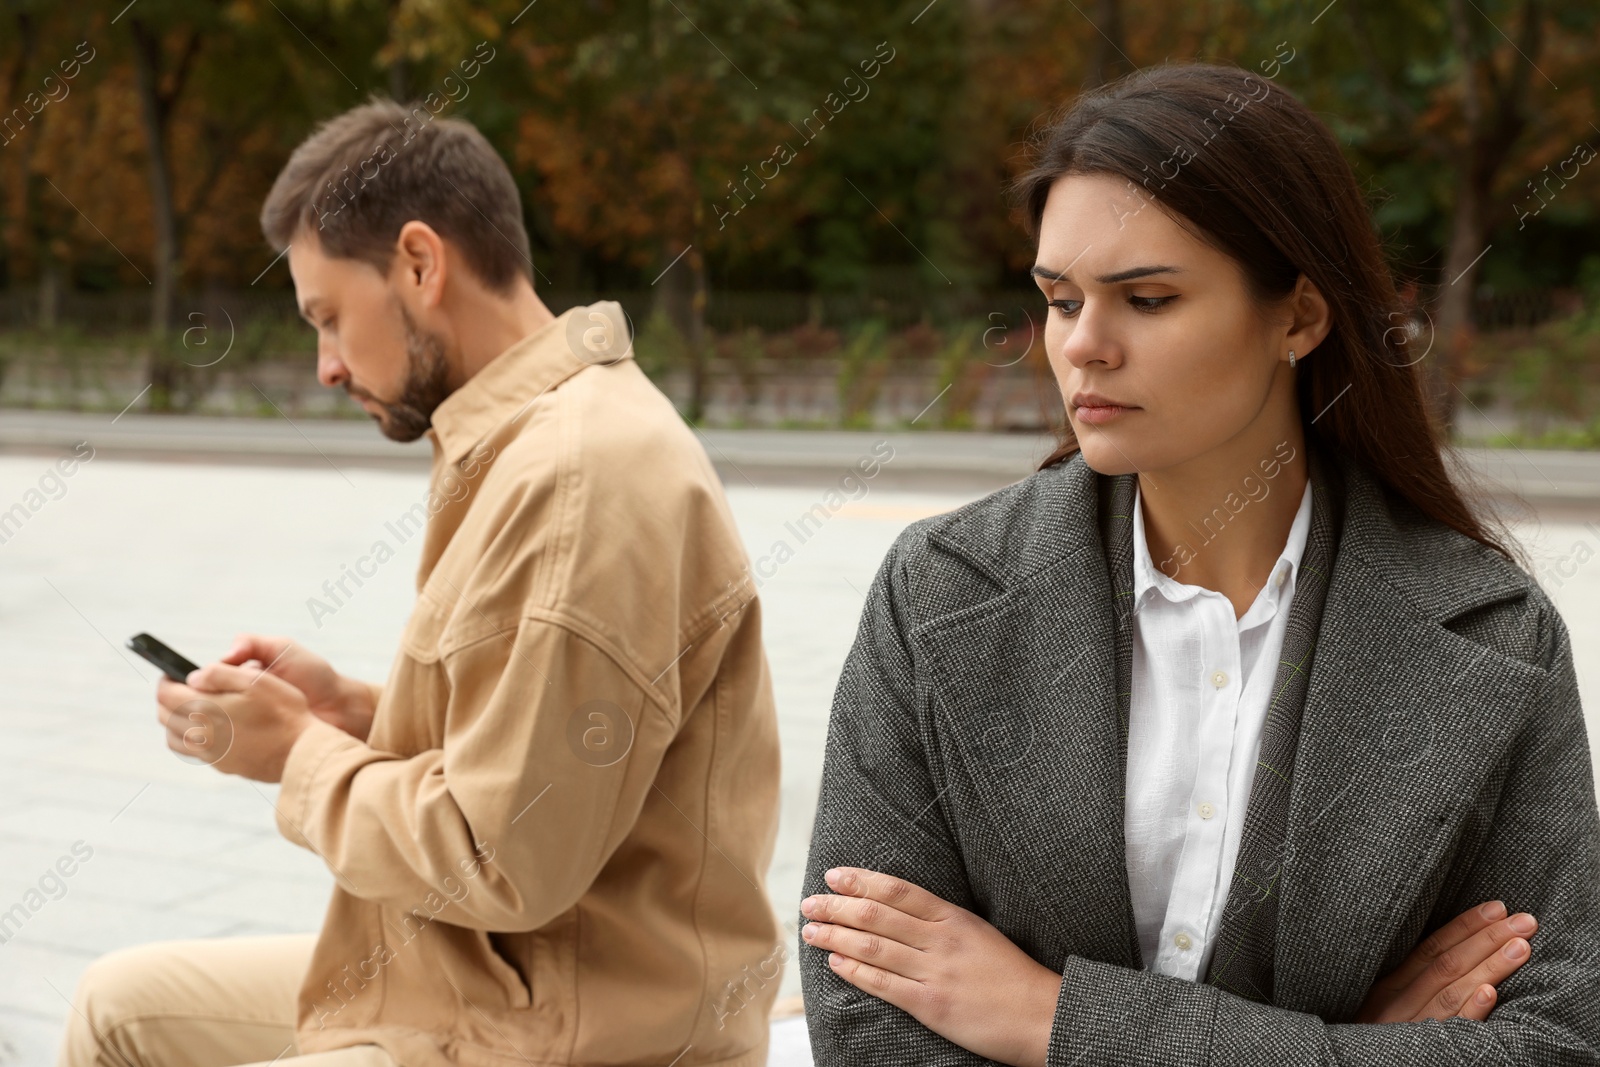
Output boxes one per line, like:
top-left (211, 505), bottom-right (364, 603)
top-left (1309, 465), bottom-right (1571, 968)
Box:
top-left (797, 62), bottom-right (1599, 1066)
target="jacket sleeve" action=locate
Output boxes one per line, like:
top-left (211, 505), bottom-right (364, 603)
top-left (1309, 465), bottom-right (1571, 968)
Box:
top-left (274, 609), bottom-right (682, 933)
top-left (801, 529), bottom-right (1001, 1066)
top-left (1044, 599), bottom-right (1600, 1066)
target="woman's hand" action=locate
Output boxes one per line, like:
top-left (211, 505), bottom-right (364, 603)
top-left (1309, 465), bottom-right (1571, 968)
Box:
top-left (801, 866), bottom-right (1061, 1067)
top-left (1354, 899), bottom-right (1538, 1023)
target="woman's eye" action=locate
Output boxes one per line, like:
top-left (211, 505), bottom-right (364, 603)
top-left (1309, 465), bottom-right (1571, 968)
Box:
top-left (1047, 295), bottom-right (1175, 318)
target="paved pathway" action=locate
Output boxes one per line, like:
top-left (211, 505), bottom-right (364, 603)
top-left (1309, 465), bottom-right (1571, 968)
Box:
top-left (8, 410), bottom-right (1600, 506)
top-left (1, 440), bottom-right (1597, 1064)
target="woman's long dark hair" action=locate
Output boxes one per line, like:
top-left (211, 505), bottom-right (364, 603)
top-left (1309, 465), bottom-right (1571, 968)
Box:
top-left (1008, 62), bottom-right (1521, 566)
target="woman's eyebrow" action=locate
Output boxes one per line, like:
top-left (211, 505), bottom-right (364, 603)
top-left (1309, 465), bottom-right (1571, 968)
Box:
top-left (1029, 264), bottom-right (1184, 284)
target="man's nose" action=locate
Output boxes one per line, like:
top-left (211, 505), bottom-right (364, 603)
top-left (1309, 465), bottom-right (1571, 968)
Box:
top-left (315, 343), bottom-right (346, 388)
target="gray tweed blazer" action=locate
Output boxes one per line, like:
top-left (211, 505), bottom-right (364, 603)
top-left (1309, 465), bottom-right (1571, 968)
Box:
top-left (799, 447), bottom-right (1600, 1065)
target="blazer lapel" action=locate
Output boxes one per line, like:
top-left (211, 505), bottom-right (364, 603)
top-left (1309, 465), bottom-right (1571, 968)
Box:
top-left (916, 457), bottom-right (1142, 968)
top-left (1273, 460), bottom-right (1544, 1018)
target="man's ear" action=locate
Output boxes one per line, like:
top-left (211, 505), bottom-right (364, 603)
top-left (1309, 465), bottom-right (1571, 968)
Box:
top-left (393, 220), bottom-right (448, 309)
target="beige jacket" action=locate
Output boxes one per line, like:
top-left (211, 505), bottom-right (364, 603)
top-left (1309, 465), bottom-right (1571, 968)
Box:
top-left (274, 301), bottom-right (783, 1066)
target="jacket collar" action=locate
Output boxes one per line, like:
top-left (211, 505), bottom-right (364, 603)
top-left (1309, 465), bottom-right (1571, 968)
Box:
top-left (913, 445), bottom-right (1541, 1018)
top-left (426, 300), bottom-right (633, 469)
top-left (925, 445), bottom-right (1527, 627)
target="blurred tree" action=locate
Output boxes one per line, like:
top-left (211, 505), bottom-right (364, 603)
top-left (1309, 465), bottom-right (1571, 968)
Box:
top-left (0, 0), bottom-right (1594, 437)
top-left (1293, 0), bottom-right (1600, 431)
top-left (1084, 0), bottom-right (1129, 89)
top-left (0, 2), bottom-right (117, 328)
top-left (510, 0), bottom-right (821, 419)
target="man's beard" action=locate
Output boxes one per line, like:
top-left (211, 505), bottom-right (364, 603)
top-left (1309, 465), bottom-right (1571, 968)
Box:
top-left (352, 302), bottom-right (453, 443)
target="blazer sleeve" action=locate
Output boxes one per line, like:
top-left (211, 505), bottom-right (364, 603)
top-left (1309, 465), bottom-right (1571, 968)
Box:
top-left (801, 529), bottom-right (1001, 1066)
top-left (1045, 597), bottom-right (1600, 1066)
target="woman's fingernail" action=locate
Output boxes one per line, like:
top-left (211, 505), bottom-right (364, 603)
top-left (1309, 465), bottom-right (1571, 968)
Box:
top-left (800, 897), bottom-right (814, 916)
top-left (1479, 900), bottom-right (1506, 921)
top-left (802, 924), bottom-right (818, 940)
top-left (1475, 986), bottom-right (1493, 1006)
top-left (1509, 913), bottom-right (1536, 934)
top-left (1504, 939), bottom-right (1528, 960)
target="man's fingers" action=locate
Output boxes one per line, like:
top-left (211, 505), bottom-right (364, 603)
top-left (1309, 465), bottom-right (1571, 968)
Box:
top-left (823, 867), bottom-right (957, 923)
top-left (219, 633), bottom-right (292, 667)
top-left (160, 692), bottom-right (236, 765)
top-left (1381, 900), bottom-right (1505, 992)
top-left (187, 660), bottom-right (285, 694)
top-left (154, 675), bottom-right (199, 711)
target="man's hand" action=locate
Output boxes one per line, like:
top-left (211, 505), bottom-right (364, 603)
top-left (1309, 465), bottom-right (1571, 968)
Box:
top-left (156, 662), bottom-right (317, 782)
top-left (220, 634), bottom-right (377, 742)
top-left (1354, 899), bottom-right (1538, 1023)
top-left (801, 866), bottom-right (1061, 1067)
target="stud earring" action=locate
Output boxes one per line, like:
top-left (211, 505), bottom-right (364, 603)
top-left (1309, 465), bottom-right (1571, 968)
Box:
top-left (1288, 349), bottom-right (1297, 368)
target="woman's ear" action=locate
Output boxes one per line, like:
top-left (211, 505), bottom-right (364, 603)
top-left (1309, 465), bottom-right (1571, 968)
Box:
top-left (1285, 273), bottom-right (1333, 359)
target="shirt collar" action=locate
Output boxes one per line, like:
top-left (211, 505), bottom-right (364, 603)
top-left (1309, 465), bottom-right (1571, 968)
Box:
top-left (1131, 473), bottom-right (1314, 615)
top-left (425, 300), bottom-right (634, 468)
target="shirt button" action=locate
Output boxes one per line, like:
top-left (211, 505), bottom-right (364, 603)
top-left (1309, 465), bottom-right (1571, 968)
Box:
top-left (1276, 568), bottom-right (1289, 588)
top-left (1210, 669), bottom-right (1228, 688)
top-left (1173, 932), bottom-right (1192, 950)
top-left (1197, 801), bottom-right (1215, 819)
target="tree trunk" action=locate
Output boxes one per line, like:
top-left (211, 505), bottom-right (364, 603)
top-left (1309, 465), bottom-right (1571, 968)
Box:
top-left (37, 257), bottom-right (60, 330)
top-left (688, 242), bottom-right (709, 424)
top-left (652, 235), bottom-right (708, 422)
top-left (1084, 0), bottom-right (1126, 88)
top-left (388, 59), bottom-right (408, 102)
top-left (130, 21), bottom-right (177, 340)
top-left (387, 0), bottom-right (408, 100)
top-left (1426, 0), bottom-right (1540, 438)
top-left (1428, 173), bottom-right (1488, 434)
top-left (129, 19), bottom-right (188, 410)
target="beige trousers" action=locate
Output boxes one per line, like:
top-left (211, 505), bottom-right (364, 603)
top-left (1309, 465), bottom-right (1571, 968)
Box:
top-left (56, 933), bottom-right (399, 1067)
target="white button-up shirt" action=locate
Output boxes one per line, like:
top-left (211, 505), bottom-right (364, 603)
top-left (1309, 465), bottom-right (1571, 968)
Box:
top-left (1123, 476), bottom-right (1313, 979)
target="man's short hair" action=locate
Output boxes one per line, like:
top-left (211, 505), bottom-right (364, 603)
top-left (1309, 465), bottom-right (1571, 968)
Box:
top-left (260, 94), bottom-right (532, 293)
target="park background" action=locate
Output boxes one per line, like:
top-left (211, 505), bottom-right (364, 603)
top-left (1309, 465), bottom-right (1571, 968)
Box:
top-left (2, 1), bottom-right (1599, 1064)
top-left (1, 0), bottom-right (1598, 439)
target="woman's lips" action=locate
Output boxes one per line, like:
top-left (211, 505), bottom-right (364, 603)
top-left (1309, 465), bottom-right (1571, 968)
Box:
top-left (1074, 403), bottom-right (1137, 425)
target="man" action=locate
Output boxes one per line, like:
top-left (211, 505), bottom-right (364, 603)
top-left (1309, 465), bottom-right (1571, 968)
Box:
top-left (58, 96), bottom-right (783, 1067)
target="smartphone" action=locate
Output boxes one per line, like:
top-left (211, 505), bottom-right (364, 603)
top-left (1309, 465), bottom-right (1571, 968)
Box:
top-left (127, 632), bottom-right (200, 682)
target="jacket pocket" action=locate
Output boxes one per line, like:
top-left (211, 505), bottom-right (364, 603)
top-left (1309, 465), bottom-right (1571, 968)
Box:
top-left (400, 591), bottom-right (451, 664)
top-left (482, 930), bottom-right (533, 1009)
top-left (427, 923), bottom-right (533, 1014)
